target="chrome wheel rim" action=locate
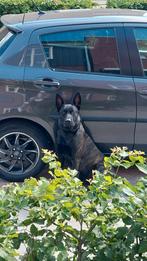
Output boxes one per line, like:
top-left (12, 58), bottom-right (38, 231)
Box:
top-left (0, 132), bottom-right (40, 175)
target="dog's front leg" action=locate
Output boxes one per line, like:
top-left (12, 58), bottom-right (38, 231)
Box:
top-left (73, 157), bottom-right (80, 171)
top-left (71, 155), bottom-right (81, 179)
top-left (71, 136), bottom-right (84, 176)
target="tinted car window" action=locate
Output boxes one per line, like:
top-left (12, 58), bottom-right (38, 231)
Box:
top-left (40, 28), bottom-right (120, 74)
top-left (0, 27), bottom-right (16, 56)
top-left (5, 44), bottom-right (48, 67)
top-left (134, 28), bottom-right (147, 76)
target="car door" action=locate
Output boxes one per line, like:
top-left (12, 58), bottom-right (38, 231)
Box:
top-left (125, 24), bottom-right (147, 153)
top-left (24, 23), bottom-right (136, 154)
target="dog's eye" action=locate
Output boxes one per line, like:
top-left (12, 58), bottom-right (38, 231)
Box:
top-left (62, 111), bottom-right (66, 116)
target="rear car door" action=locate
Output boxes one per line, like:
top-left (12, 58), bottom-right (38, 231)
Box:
top-left (24, 23), bottom-right (136, 153)
top-left (125, 24), bottom-right (147, 152)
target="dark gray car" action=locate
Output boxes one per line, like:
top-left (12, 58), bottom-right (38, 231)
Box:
top-left (0, 8), bottom-right (147, 181)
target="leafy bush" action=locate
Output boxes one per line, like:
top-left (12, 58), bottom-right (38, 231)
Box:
top-left (0, 147), bottom-right (147, 260)
top-left (107, 0), bottom-right (147, 10)
top-left (105, 146), bottom-right (147, 174)
top-left (0, 0), bottom-right (94, 17)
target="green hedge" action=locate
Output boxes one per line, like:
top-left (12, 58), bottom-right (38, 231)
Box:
top-left (107, 0), bottom-right (147, 10)
top-left (0, 0), bottom-right (94, 17)
top-left (0, 147), bottom-right (147, 260)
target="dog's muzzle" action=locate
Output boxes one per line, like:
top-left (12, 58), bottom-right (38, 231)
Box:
top-left (64, 119), bottom-right (72, 128)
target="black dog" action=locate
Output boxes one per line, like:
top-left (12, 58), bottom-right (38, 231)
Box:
top-left (54, 93), bottom-right (104, 182)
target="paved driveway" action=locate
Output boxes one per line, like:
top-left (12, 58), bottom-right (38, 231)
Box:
top-left (0, 167), bottom-right (146, 187)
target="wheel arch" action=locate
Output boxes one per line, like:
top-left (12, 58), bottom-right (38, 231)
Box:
top-left (0, 116), bottom-right (55, 150)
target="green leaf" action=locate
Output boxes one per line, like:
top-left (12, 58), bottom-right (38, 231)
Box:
top-left (119, 151), bottom-right (129, 158)
top-left (64, 225), bottom-right (78, 236)
top-left (13, 237), bottom-right (21, 250)
top-left (57, 252), bottom-right (68, 261)
top-left (63, 202), bottom-right (74, 208)
top-left (125, 234), bottom-right (134, 245)
top-left (137, 156), bottom-right (145, 164)
top-left (30, 224), bottom-right (38, 236)
top-left (136, 163), bottom-right (147, 174)
top-left (123, 216), bottom-right (133, 225)
top-left (139, 240), bottom-right (147, 253)
top-left (22, 218), bottom-right (32, 226)
top-left (18, 232), bottom-right (29, 241)
top-left (104, 175), bottom-right (112, 184)
top-left (43, 194), bottom-right (55, 201)
top-left (25, 178), bottom-right (38, 187)
top-left (116, 227), bottom-right (128, 239)
top-left (129, 155), bottom-right (137, 163)
top-left (36, 229), bottom-right (46, 236)
top-left (0, 248), bottom-right (16, 261)
top-left (113, 160), bottom-right (121, 167)
top-left (123, 179), bottom-right (137, 193)
top-left (121, 160), bottom-right (133, 169)
top-left (122, 186), bottom-right (135, 196)
top-left (136, 217), bottom-right (147, 224)
top-left (0, 248), bottom-right (9, 259)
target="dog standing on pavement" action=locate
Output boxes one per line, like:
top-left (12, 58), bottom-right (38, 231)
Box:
top-left (54, 93), bottom-right (104, 182)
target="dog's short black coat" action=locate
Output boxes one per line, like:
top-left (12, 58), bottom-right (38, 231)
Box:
top-left (54, 93), bottom-right (104, 182)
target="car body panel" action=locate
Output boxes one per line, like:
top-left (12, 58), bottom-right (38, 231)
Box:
top-left (2, 9), bottom-right (147, 34)
top-left (124, 24), bottom-right (147, 152)
top-left (0, 28), bottom-right (55, 141)
top-left (23, 23), bottom-right (136, 153)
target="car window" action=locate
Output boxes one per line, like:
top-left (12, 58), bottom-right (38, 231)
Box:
top-left (39, 28), bottom-right (120, 75)
top-left (25, 44), bottom-right (48, 68)
top-left (0, 26), bottom-right (16, 56)
top-left (0, 26), bottom-right (9, 41)
top-left (134, 28), bottom-right (147, 76)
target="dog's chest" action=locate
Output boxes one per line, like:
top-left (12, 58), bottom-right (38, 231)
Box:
top-left (56, 124), bottom-right (84, 152)
top-left (57, 131), bottom-right (78, 147)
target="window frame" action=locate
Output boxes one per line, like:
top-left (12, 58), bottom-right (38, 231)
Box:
top-left (124, 23), bottom-right (147, 78)
top-left (29, 23), bottom-right (131, 77)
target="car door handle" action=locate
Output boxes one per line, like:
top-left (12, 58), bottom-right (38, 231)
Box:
top-left (34, 78), bottom-right (60, 89)
top-left (138, 89), bottom-right (147, 95)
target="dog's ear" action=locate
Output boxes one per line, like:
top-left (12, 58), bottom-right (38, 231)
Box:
top-left (56, 94), bottom-right (64, 112)
top-left (73, 92), bottom-right (81, 110)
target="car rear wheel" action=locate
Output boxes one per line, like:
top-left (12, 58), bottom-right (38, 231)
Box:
top-left (0, 123), bottom-right (50, 181)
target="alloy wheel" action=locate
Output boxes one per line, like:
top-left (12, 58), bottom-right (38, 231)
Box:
top-left (0, 132), bottom-right (40, 175)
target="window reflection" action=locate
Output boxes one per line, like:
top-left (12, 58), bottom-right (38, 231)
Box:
top-left (134, 28), bottom-right (147, 76)
top-left (40, 28), bottom-right (120, 74)
top-left (5, 44), bottom-right (47, 68)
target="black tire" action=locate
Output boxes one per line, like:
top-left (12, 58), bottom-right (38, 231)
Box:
top-left (0, 122), bottom-right (50, 182)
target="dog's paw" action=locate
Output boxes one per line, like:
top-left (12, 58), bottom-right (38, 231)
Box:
top-left (97, 163), bottom-right (104, 173)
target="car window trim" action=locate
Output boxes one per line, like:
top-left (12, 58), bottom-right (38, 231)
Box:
top-left (116, 26), bottom-right (132, 76)
top-left (124, 24), bottom-right (144, 77)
